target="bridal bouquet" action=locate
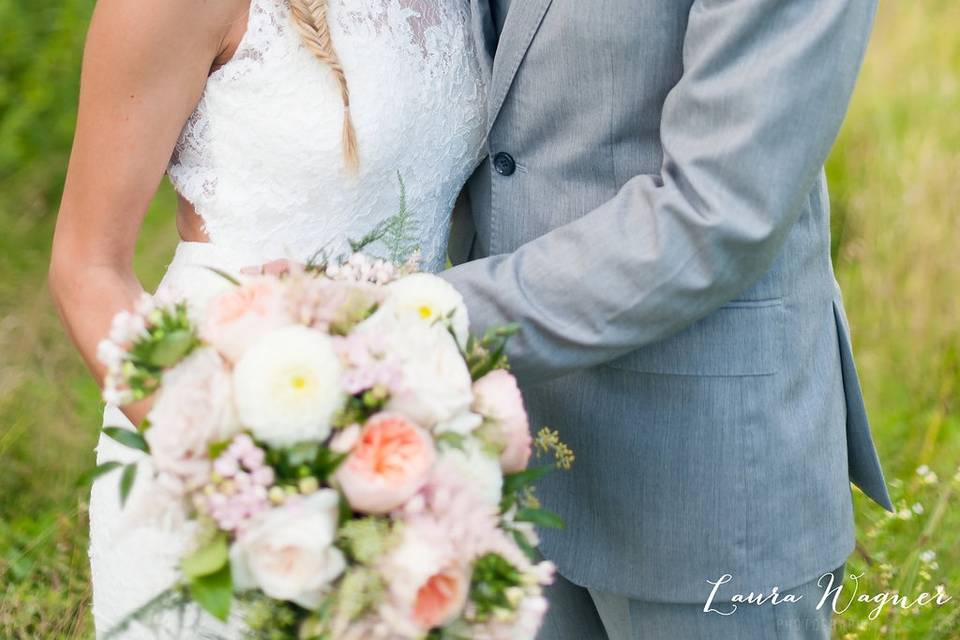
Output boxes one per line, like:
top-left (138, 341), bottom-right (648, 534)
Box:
top-left (95, 252), bottom-right (572, 639)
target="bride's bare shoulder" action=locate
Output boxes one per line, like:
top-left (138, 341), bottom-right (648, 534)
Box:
top-left (87, 0), bottom-right (250, 60)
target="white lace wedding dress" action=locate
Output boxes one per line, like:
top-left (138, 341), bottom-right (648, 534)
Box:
top-left (88, 0), bottom-right (486, 636)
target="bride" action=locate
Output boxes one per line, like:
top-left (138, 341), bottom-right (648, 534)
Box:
top-left (48, 0), bottom-right (486, 635)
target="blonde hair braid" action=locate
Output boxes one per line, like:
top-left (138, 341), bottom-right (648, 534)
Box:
top-left (288, 0), bottom-right (359, 169)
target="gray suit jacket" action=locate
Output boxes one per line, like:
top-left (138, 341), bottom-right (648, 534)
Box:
top-left (442, 0), bottom-right (891, 603)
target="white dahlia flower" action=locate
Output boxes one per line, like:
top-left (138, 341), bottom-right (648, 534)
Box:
top-left (233, 325), bottom-right (345, 447)
top-left (384, 273), bottom-right (470, 346)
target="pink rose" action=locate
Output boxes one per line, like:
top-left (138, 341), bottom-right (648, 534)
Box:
top-left (200, 278), bottom-right (293, 363)
top-left (377, 510), bottom-right (473, 635)
top-left (335, 413), bottom-right (435, 514)
top-left (472, 370), bottom-right (532, 473)
top-left (145, 348), bottom-right (240, 490)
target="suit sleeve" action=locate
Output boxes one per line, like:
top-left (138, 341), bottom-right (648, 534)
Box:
top-left (441, 0), bottom-right (878, 385)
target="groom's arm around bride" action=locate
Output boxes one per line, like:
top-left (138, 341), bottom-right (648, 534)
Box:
top-left (443, 0), bottom-right (891, 638)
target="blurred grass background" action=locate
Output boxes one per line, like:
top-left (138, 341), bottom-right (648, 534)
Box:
top-left (0, 0), bottom-right (956, 638)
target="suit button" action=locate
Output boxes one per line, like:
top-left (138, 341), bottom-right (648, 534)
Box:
top-left (493, 152), bottom-right (516, 176)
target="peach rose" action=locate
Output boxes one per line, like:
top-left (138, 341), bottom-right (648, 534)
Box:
top-left (412, 565), bottom-right (470, 630)
top-left (472, 370), bottom-right (532, 473)
top-left (336, 413), bottom-right (435, 514)
top-left (200, 278), bottom-right (293, 363)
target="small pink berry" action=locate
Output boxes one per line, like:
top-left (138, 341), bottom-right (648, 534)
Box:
top-left (242, 447), bottom-right (266, 469)
top-left (214, 456), bottom-right (239, 477)
top-left (252, 467), bottom-right (275, 486)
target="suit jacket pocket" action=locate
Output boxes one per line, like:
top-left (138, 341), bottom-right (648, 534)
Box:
top-left (605, 298), bottom-right (785, 376)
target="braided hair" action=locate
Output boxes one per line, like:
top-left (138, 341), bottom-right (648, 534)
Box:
top-left (288, 0), bottom-right (360, 169)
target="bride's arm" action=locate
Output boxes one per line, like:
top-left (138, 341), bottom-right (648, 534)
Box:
top-left (49, 0), bottom-right (245, 423)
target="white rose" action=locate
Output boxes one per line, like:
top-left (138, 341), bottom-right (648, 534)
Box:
top-left (230, 490), bottom-right (346, 609)
top-left (384, 273), bottom-right (470, 347)
top-left (233, 325), bottom-right (345, 447)
top-left (436, 439), bottom-right (503, 506)
top-left (145, 348), bottom-right (240, 488)
top-left (358, 314), bottom-right (473, 429)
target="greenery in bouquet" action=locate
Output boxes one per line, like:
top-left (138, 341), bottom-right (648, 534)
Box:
top-left (92, 249), bottom-right (572, 640)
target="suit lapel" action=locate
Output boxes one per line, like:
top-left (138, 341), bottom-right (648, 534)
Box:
top-left (486, 0), bottom-right (554, 134)
top-left (469, 0), bottom-right (496, 82)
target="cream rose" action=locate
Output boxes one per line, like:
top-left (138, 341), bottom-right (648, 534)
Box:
top-left (230, 490), bottom-right (346, 609)
top-left (145, 348), bottom-right (240, 489)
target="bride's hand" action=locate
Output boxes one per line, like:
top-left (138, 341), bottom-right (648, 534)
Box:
top-left (122, 396), bottom-right (154, 429)
top-left (240, 259), bottom-right (301, 276)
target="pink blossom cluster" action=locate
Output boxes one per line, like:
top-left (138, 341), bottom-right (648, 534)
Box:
top-left (325, 251), bottom-right (421, 285)
top-left (286, 276), bottom-right (377, 331)
top-left (97, 293), bottom-right (158, 405)
top-left (333, 331), bottom-right (403, 395)
top-left (197, 434), bottom-right (274, 532)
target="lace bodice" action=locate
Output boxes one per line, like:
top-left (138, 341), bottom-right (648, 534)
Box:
top-left (168, 0), bottom-right (487, 272)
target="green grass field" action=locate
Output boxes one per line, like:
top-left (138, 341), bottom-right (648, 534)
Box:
top-left (0, 1), bottom-right (957, 638)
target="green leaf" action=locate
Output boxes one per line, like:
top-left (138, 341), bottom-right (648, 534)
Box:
top-left (188, 563), bottom-right (232, 622)
top-left (207, 439), bottom-right (231, 460)
top-left (287, 442), bottom-right (321, 467)
top-left (436, 432), bottom-right (467, 451)
top-left (103, 426), bottom-right (150, 453)
top-left (511, 529), bottom-right (538, 562)
top-left (514, 507), bottom-right (565, 530)
top-left (314, 446), bottom-right (348, 481)
top-left (147, 329), bottom-right (196, 368)
top-left (204, 266), bottom-right (242, 286)
top-left (119, 463), bottom-right (138, 508)
top-left (76, 461), bottom-right (122, 487)
top-left (501, 466), bottom-right (551, 496)
top-left (338, 491), bottom-right (354, 526)
top-left (493, 323), bottom-right (520, 338)
top-left (181, 534), bottom-right (228, 579)
top-left (347, 173), bottom-right (420, 261)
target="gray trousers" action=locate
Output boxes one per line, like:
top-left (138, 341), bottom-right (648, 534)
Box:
top-left (538, 566), bottom-right (844, 640)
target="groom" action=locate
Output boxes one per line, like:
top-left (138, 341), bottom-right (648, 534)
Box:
top-left (443, 0), bottom-right (890, 638)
